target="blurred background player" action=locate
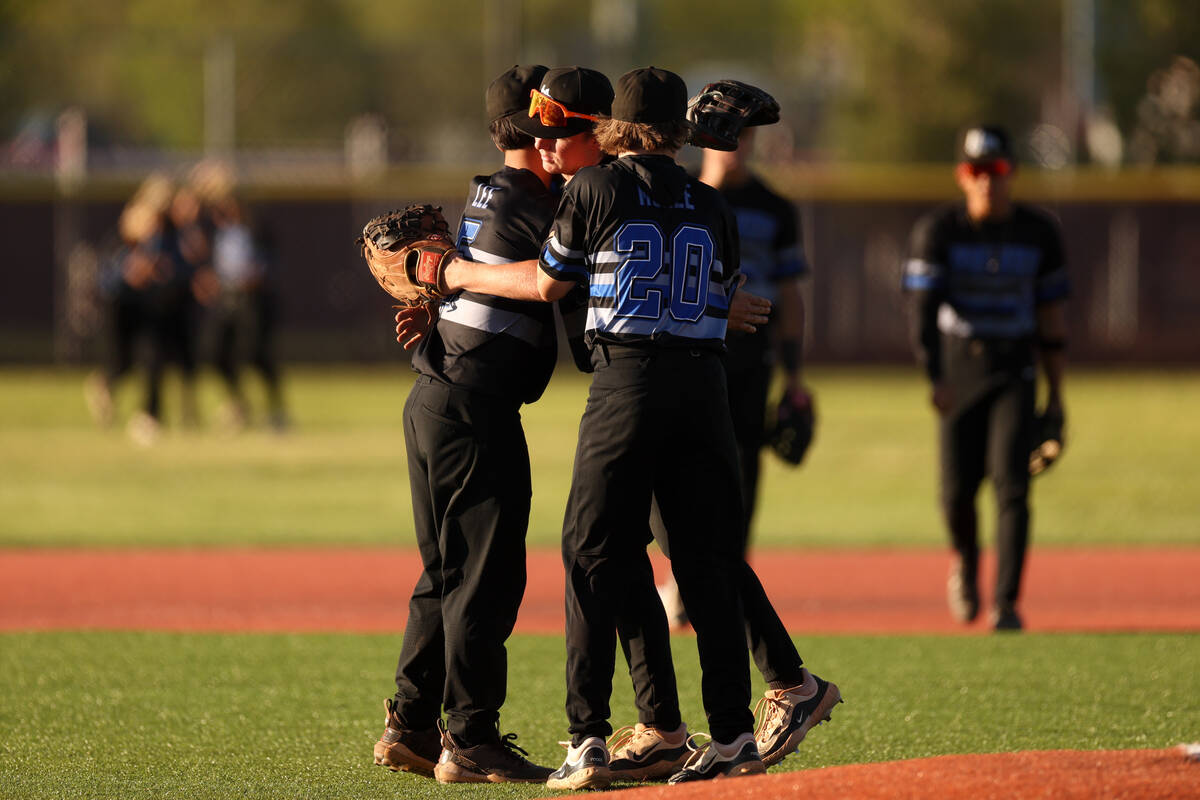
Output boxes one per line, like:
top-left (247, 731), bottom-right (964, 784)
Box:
top-left (902, 125), bottom-right (1069, 632)
top-left (372, 64), bottom-right (558, 785)
top-left (657, 118), bottom-right (812, 629)
top-left (182, 160), bottom-right (289, 432)
top-left (86, 173), bottom-right (200, 445)
top-left (207, 191), bottom-right (289, 432)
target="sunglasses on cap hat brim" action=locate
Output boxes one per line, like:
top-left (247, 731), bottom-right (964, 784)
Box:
top-left (528, 89), bottom-right (601, 128)
top-left (959, 159), bottom-right (1013, 178)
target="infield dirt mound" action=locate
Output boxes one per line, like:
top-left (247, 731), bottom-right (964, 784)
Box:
top-left (560, 746), bottom-right (1198, 800)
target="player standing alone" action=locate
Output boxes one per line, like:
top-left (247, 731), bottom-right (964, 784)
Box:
top-left (903, 125), bottom-right (1069, 631)
top-left (371, 64), bottom-right (556, 784)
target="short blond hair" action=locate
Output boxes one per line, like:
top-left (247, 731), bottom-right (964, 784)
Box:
top-left (593, 119), bottom-right (690, 156)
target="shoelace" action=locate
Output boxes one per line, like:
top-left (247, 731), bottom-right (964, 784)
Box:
top-left (678, 732), bottom-right (712, 769)
top-left (605, 725), bottom-right (639, 755)
top-left (437, 720), bottom-right (534, 766)
top-left (497, 731), bottom-right (533, 763)
top-left (753, 693), bottom-right (788, 738)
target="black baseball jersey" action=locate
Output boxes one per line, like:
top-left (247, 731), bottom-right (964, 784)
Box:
top-left (411, 167), bottom-right (559, 403)
top-left (719, 175), bottom-right (808, 305)
top-left (539, 154), bottom-right (740, 355)
top-left (903, 203), bottom-right (1069, 341)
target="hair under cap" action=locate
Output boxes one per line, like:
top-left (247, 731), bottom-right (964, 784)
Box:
top-left (611, 67), bottom-right (688, 124)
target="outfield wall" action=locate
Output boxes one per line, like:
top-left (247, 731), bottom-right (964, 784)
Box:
top-left (2, 166), bottom-right (1197, 364)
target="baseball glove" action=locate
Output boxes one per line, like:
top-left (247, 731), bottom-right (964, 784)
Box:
top-left (359, 204), bottom-right (456, 307)
top-left (1029, 408), bottom-right (1065, 476)
top-left (766, 388), bottom-right (816, 466)
top-left (686, 79), bottom-right (781, 151)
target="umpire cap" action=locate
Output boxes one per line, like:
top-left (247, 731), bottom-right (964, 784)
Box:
top-left (959, 125), bottom-right (1014, 165)
top-left (487, 64), bottom-right (549, 123)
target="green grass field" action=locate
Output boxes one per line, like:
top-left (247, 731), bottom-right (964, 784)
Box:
top-left (1, 366), bottom-right (1198, 548)
top-left (1, 366), bottom-right (1198, 799)
top-left (1, 632), bottom-right (1197, 800)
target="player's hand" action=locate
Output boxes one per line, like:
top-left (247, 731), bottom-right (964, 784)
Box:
top-left (395, 305), bottom-right (435, 350)
top-left (727, 276), bottom-right (772, 333)
top-left (931, 381), bottom-right (953, 415)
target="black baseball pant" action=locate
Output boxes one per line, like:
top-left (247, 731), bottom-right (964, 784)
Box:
top-left (392, 376), bottom-right (530, 745)
top-left (562, 347), bottom-right (753, 745)
top-left (939, 337), bottom-right (1037, 611)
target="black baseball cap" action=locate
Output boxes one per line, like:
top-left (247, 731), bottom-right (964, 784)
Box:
top-left (487, 64), bottom-right (549, 123)
top-left (959, 125), bottom-right (1014, 165)
top-left (612, 67), bottom-right (688, 124)
top-left (514, 66), bottom-right (613, 139)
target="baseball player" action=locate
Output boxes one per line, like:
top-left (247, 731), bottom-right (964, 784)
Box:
top-left (86, 174), bottom-right (200, 445)
top-left (204, 193), bottom-right (289, 432)
top-left (370, 64), bottom-right (559, 784)
top-left (657, 119), bottom-right (812, 629)
top-left (903, 125), bottom-right (1069, 631)
top-left (440, 66), bottom-right (833, 786)
top-left (393, 65), bottom-right (704, 785)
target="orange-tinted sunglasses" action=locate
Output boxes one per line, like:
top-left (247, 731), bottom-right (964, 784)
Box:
top-left (961, 159), bottom-right (1013, 178)
top-left (528, 89), bottom-right (600, 127)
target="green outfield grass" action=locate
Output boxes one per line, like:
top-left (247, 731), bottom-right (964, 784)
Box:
top-left (0, 366), bottom-right (1198, 548)
top-left (0, 631), bottom-right (1196, 800)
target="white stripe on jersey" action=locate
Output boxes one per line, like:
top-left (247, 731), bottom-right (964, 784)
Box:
top-left (546, 231), bottom-right (587, 261)
top-left (439, 296), bottom-right (546, 347)
top-left (462, 246), bottom-right (517, 265)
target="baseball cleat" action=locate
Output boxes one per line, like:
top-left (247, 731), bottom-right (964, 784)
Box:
top-left (433, 725), bottom-right (551, 784)
top-left (753, 669), bottom-right (843, 767)
top-left (990, 605), bottom-right (1024, 632)
top-left (607, 722), bottom-right (690, 781)
top-left (947, 559), bottom-right (980, 623)
top-left (667, 732), bottom-right (765, 783)
top-left (372, 699), bottom-right (440, 777)
top-left (546, 736), bottom-right (612, 790)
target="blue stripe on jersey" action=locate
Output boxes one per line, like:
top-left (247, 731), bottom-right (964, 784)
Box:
top-left (903, 273), bottom-right (943, 291)
top-left (903, 258), bottom-right (945, 291)
top-left (540, 245), bottom-right (589, 283)
top-left (947, 243), bottom-right (1041, 275)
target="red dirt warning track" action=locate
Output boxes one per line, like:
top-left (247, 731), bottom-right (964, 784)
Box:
top-left (2, 546), bottom-right (1197, 799)
top-left (1, 547), bottom-right (1198, 633)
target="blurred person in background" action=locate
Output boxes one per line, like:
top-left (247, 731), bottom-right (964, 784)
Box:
top-left (902, 125), bottom-right (1069, 632)
top-left (656, 123), bottom-right (812, 630)
top-left (187, 159), bottom-right (288, 432)
top-left (86, 173), bottom-right (199, 445)
top-left (165, 181), bottom-right (213, 427)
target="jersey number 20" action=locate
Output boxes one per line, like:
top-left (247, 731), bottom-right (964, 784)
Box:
top-left (614, 222), bottom-right (714, 323)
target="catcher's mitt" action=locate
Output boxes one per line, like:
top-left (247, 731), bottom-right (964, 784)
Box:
top-left (359, 204), bottom-right (456, 307)
top-left (686, 79), bottom-right (781, 151)
top-left (1029, 408), bottom-right (1065, 476)
top-left (766, 388), bottom-right (816, 466)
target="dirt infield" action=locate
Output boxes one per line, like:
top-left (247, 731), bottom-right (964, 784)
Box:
top-left (582, 746), bottom-right (1200, 800)
top-left (2, 546), bottom-right (1198, 633)
top-left (3, 545), bottom-right (1197, 798)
